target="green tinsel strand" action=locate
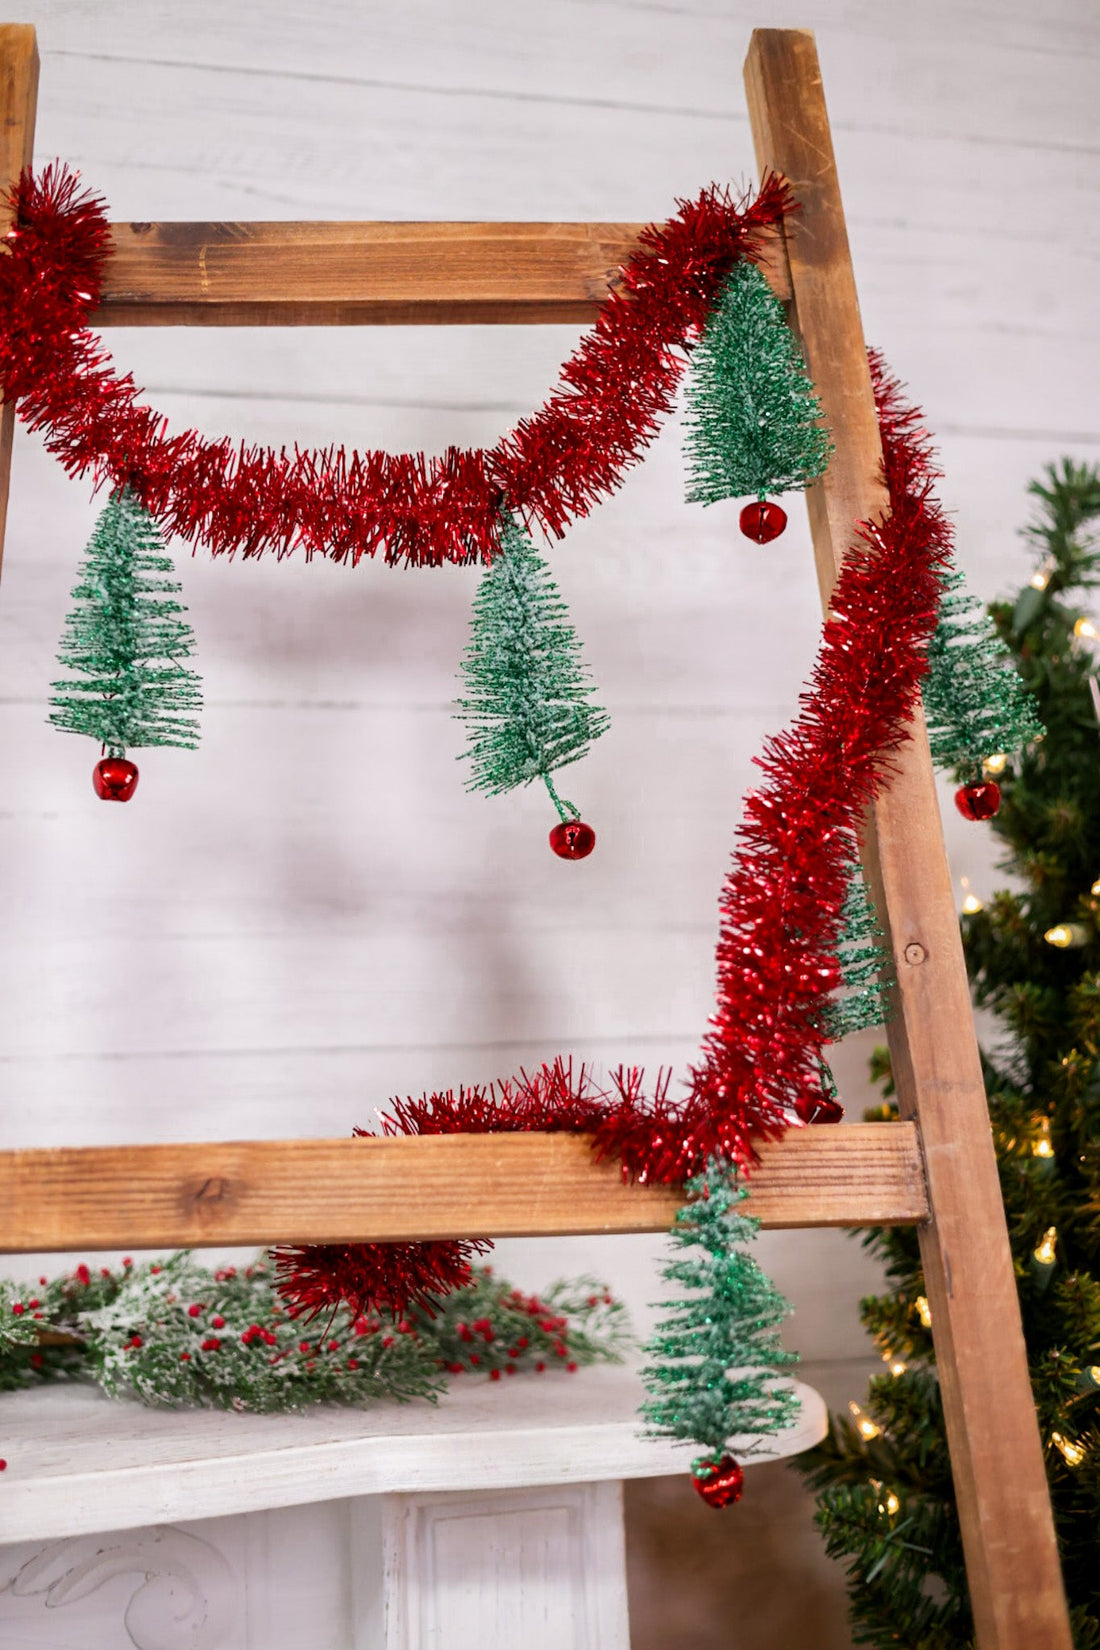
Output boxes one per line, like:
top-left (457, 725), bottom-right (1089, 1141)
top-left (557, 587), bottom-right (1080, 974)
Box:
top-left (0, 1256), bottom-right (631, 1411)
top-left (641, 1160), bottom-right (800, 1475)
top-left (455, 514), bottom-right (609, 821)
top-left (683, 261), bottom-right (832, 507)
top-left (922, 567), bottom-right (1043, 782)
top-left (49, 487), bottom-right (201, 756)
top-left (822, 865), bottom-right (893, 1042)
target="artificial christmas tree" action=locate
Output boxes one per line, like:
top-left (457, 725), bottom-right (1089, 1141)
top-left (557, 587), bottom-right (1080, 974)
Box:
top-left (49, 487), bottom-right (201, 797)
top-left (642, 1161), bottom-right (801, 1504)
top-left (802, 458), bottom-right (1100, 1648)
top-left (455, 513), bottom-right (608, 849)
top-left (682, 259), bottom-right (831, 536)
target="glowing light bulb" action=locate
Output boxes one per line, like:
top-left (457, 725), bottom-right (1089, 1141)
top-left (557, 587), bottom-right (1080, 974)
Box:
top-left (1088, 1366), bottom-right (1100, 1386)
top-left (1034, 1227), bottom-right (1057, 1266)
top-left (1030, 568), bottom-right (1051, 591)
top-left (849, 1401), bottom-right (881, 1441)
top-left (915, 1296), bottom-right (932, 1329)
top-left (884, 1491), bottom-right (900, 1516)
top-left (983, 752), bottom-right (1007, 777)
top-left (1032, 1118), bottom-right (1054, 1159)
top-left (1044, 923), bottom-right (1089, 949)
top-left (1051, 1432), bottom-right (1086, 1467)
top-left (1074, 617), bottom-right (1099, 641)
top-left (1091, 878), bottom-right (1100, 897)
top-left (959, 875), bottom-right (983, 916)
top-left (890, 1360), bottom-right (907, 1378)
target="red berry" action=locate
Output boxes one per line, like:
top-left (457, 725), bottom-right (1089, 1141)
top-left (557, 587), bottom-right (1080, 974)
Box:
top-left (180, 1352), bottom-right (191, 1362)
top-left (448, 1363), bottom-right (464, 1374)
top-left (536, 1362), bottom-right (546, 1372)
top-left (299, 1340), bottom-right (312, 1353)
top-left (92, 755), bottom-right (139, 802)
top-left (490, 1368), bottom-right (501, 1381)
top-left (76, 1265), bottom-right (91, 1285)
top-left (123, 1258), bottom-right (133, 1268)
top-left (187, 1304), bottom-right (202, 1318)
top-left (11, 1304), bottom-right (23, 1316)
top-left (129, 1335), bottom-right (143, 1349)
top-left (201, 1337), bottom-right (221, 1352)
top-left (739, 500), bottom-right (787, 543)
top-left (211, 1315), bottom-right (225, 1329)
top-left (469, 1354), bottom-right (480, 1366)
top-left (381, 1336), bottom-right (394, 1349)
top-left (29, 1353), bottom-right (43, 1368)
top-left (347, 1358), bottom-right (359, 1371)
top-left (28, 1299), bottom-right (39, 1309)
top-left (567, 1362), bottom-right (578, 1372)
top-left (328, 1339), bottom-right (340, 1352)
top-left (549, 819), bottom-right (596, 860)
top-left (0, 1460), bottom-right (7, 1471)
top-left (505, 1363), bottom-right (516, 1375)
top-left (954, 781), bottom-right (1001, 822)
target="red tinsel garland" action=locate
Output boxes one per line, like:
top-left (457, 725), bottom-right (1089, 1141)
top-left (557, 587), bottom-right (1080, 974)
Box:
top-left (279, 356), bottom-right (953, 1317)
top-left (0, 165), bottom-right (793, 566)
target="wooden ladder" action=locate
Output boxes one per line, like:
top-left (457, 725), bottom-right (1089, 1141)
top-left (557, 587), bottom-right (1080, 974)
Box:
top-left (0, 24), bottom-right (1073, 1649)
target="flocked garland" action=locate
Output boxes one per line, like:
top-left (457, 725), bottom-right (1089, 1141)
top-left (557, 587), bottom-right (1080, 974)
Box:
top-left (0, 1255), bottom-right (629, 1412)
top-left (0, 165), bottom-right (794, 565)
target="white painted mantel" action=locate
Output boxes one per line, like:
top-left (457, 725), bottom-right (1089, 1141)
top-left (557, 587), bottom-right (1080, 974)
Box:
top-left (0, 1365), bottom-right (825, 1647)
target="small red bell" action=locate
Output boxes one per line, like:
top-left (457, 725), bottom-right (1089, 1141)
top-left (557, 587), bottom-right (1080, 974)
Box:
top-left (739, 500), bottom-right (787, 543)
top-left (93, 756), bottom-right (139, 802)
top-left (796, 1092), bottom-right (844, 1124)
top-left (549, 819), bottom-right (596, 860)
top-left (692, 1455), bottom-right (744, 1509)
top-left (954, 781), bottom-right (1000, 822)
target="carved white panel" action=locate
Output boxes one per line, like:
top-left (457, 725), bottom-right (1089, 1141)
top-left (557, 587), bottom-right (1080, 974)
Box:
top-left (382, 1483), bottom-right (630, 1650)
top-left (0, 1527), bottom-right (238, 1650)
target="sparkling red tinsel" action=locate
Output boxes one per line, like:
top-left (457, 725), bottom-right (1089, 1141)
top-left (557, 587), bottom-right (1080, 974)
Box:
top-left (0, 165), bottom-right (793, 566)
top-left (278, 357), bottom-right (951, 1318)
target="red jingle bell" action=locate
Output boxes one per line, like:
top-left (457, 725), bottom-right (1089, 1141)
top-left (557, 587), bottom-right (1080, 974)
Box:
top-left (954, 781), bottom-right (1000, 822)
top-left (739, 499), bottom-right (787, 544)
top-left (93, 755), bottom-right (139, 802)
top-left (549, 819), bottom-right (596, 860)
top-left (795, 1092), bottom-right (844, 1125)
top-left (692, 1455), bottom-right (744, 1509)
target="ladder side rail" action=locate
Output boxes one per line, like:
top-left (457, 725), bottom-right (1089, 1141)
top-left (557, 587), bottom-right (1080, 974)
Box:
top-left (0, 23), bottom-right (37, 579)
top-left (744, 27), bottom-right (1071, 1650)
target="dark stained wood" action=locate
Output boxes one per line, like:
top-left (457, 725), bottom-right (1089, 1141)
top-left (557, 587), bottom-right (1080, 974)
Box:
top-left (93, 219), bottom-right (792, 326)
top-left (744, 28), bottom-right (1071, 1650)
top-left (0, 1123), bottom-right (926, 1251)
top-left (0, 24), bottom-right (37, 577)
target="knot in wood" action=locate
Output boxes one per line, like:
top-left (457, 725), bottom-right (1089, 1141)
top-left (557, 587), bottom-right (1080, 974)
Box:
top-left (903, 942), bottom-right (926, 966)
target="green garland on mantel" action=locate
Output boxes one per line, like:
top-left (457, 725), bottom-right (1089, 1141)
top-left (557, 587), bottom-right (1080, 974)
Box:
top-left (0, 1255), bottom-right (630, 1413)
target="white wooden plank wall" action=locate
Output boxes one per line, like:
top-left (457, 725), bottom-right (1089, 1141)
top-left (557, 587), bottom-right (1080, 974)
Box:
top-left (0, 4), bottom-right (1096, 1642)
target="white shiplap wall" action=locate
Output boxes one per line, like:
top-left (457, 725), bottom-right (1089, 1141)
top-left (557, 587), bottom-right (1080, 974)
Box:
top-left (1, 0), bottom-right (1098, 1402)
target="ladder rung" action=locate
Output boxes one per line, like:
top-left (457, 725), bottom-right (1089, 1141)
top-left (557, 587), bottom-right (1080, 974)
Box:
top-left (0, 1123), bottom-right (926, 1252)
top-left (93, 221), bottom-right (792, 326)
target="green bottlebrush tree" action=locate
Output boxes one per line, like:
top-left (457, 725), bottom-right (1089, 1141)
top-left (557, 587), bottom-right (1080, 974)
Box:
top-left (823, 864), bottom-right (893, 1044)
top-left (642, 1161), bottom-right (800, 1500)
top-left (49, 487), bottom-right (201, 758)
top-left (922, 565), bottom-right (1044, 783)
top-left (801, 458), bottom-right (1100, 1649)
top-left (0, 1254), bottom-right (630, 1412)
top-left (683, 259), bottom-right (832, 507)
top-left (455, 513), bottom-right (609, 824)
